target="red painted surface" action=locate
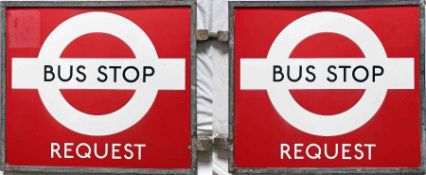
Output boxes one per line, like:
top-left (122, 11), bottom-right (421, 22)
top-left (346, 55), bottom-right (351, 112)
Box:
top-left (6, 8), bottom-right (192, 169)
top-left (234, 6), bottom-right (421, 168)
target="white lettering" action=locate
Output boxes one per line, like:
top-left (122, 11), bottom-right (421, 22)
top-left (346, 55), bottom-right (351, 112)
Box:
top-left (294, 143), bottom-right (304, 159)
top-left (76, 143), bottom-right (91, 159)
top-left (134, 144), bottom-right (146, 160)
top-left (112, 143), bottom-right (122, 160)
top-left (124, 143), bottom-right (134, 160)
top-left (280, 143), bottom-right (375, 161)
top-left (50, 142), bottom-right (61, 158)
top-left (341, 143), bottom-right (352, 160)
top-left (364, 144), bottom-right (376, 160)
top-left (354, 143), bottom-right (364, 160)
top-left (64, 142), bottom-right (74, 159)
top-left (324, 144), bottom-right (339, 159)
top-left (94, 143), bottom-right (108, 159)
top-left (280, 144), bottom-right (292, 159)
top-left (50, 142), bottom-right (146, 160)
top-left (306, 143), bottom-right (321, 159)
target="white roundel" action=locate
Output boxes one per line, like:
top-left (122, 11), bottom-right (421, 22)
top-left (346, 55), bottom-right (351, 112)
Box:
top-left (11, 12), bottom-right (186, 136)
top-left (240, 12), bottom-right (414, 136)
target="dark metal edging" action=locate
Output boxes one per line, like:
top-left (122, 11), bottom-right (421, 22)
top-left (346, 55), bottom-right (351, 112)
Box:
top-left (0, 0), bottom-right (197, 174)
top-left (228, 0), bottom-right (426, 174)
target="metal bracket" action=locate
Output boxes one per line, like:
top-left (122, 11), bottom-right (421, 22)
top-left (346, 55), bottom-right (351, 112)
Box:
top-left (196, 29), bottom-right (229, 42)
top-left (197, 135), bottom-right (228, 152)
top-left (214, 134), bottom-right (228, 150)
top-left (197, 135), bottom-right (213, 151)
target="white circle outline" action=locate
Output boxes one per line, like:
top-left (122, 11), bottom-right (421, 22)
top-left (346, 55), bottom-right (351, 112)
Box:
top-left (38, 12), bottom-right (158, 136)
top-left (267, 12), bottom-right (388, 136)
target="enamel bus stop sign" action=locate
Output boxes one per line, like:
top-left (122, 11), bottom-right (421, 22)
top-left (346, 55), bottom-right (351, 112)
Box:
top-left (229, 0), bottom-right (425, 174)
top-left (0, 1), bottom-right (196, 174)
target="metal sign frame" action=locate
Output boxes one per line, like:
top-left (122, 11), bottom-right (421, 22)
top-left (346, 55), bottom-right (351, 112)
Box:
top-left (228, 0), bottom-right (426, 174)
top-left (0, 1), bottom-right (197, 174)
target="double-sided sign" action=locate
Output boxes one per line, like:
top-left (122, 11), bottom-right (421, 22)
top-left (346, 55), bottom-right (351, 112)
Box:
top-left (1, 1), bottom-right (196, 174)
top-left (230, 0), bottom-right (425, 174)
